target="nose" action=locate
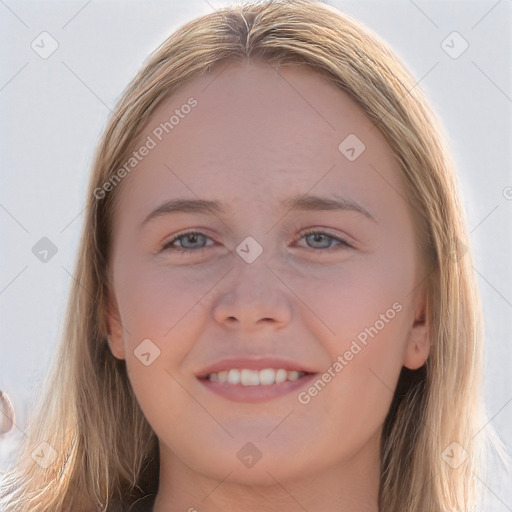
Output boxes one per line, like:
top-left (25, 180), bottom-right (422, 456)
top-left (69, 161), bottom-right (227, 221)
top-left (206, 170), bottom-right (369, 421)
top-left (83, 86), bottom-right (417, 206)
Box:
top-left (212, 255), bottom-right (292, 331)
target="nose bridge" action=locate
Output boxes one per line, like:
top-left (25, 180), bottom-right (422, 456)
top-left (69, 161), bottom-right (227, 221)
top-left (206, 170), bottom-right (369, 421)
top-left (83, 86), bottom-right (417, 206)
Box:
top-left (232, 239), bottom-right (278, 304)
top-left (235, 242), bottom-right (273, 294)
top-left (212, 238), bottom-right (291, 327)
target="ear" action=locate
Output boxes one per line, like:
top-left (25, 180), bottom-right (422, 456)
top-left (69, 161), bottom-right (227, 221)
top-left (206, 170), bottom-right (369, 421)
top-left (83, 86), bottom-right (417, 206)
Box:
top-left (403, 286), bottom-right (431, 370)
top-left (105, 286), bottom-right (126, 360)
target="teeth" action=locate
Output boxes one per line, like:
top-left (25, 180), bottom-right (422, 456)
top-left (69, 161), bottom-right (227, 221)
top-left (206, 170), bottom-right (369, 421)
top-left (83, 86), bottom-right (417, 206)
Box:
top-left (258, 368), bottom-right (275, 386)
top-left (275, 368), bottom-right (287, 383)
top-left (287, 371), bottom-right (300, 381)
top-left (227, 369), bottom-right (240, 384)
top-left (207, 368), bottom-right (307, 385)
top-left (241, 369), bottom-right (260, 386)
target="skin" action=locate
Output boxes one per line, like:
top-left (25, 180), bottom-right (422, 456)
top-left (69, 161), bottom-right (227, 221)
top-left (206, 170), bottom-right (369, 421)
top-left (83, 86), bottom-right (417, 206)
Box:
top-left (106, 59), bottom-right (430, 512)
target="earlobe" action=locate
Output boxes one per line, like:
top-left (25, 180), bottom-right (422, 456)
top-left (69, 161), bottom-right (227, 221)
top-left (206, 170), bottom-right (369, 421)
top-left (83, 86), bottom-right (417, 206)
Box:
top-left (403, 288), bottom-right (431, 370)
top-left (105, 288), bottom-right (126, 360)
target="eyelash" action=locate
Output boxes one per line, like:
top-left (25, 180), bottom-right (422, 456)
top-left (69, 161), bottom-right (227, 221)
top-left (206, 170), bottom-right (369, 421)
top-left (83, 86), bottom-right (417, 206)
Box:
top-left (161, 228), bottom-right (352, 255)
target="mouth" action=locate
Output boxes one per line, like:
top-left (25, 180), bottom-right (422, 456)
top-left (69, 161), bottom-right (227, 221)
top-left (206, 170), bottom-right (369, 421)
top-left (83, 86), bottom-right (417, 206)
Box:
top-left (204, 368), bottom-right (309, 385)
top-left (196, 359), bottom-right (317, 403)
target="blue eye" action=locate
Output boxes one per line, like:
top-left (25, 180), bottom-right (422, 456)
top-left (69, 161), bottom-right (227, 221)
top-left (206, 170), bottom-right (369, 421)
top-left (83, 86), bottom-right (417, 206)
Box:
top-left (299, 229), bottom-right (351, 250)
top-left (162, 231), bottom-right (213, 254)
top-left (161, 229), bottom-right (351, 255)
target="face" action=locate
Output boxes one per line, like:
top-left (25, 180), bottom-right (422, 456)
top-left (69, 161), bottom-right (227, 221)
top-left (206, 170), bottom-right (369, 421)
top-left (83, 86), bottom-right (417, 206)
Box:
top-left (106, 60), bottom-right (430, 487)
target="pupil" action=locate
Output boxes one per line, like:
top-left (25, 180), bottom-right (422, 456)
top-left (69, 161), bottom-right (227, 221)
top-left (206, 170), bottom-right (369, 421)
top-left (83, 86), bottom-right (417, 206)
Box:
top-left (309, 233), bottom-right (329, 248)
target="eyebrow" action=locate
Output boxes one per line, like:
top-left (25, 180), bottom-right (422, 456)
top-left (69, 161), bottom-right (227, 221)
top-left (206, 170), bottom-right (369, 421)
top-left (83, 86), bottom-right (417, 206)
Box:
top-left (141, 194), bottom-right (376, 226)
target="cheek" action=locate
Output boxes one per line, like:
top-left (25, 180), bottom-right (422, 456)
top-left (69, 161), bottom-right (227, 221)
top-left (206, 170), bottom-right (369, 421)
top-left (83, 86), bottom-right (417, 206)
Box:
top-left (115, 261), bottom-right (214, 446)
top-left (285, 249), bottom-right (414, 348)
top-left (288, 251), bottom-right (413, 403)
top-left (114, 254), bottom-right (215, 343)
top-left (114, 259), bottom-right (221, 410)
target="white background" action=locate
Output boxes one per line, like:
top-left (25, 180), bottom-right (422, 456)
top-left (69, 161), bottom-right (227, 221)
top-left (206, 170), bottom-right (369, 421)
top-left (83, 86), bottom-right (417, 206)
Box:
top-left (1, 0), bottom-right (511, 509)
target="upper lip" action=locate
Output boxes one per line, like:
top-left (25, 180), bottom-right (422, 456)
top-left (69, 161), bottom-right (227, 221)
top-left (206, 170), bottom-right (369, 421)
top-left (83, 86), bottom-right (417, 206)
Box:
top-left (196, 357), bottom-right (317, 378)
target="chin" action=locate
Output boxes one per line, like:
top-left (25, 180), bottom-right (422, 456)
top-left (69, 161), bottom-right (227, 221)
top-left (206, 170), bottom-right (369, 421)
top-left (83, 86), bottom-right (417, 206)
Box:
top-left (177, 434), bottom-right (323, 487)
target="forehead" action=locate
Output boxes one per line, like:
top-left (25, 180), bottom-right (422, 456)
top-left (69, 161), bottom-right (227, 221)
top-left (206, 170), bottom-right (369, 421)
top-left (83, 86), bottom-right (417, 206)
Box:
top-left (115, 60), bottom-right (405, 225)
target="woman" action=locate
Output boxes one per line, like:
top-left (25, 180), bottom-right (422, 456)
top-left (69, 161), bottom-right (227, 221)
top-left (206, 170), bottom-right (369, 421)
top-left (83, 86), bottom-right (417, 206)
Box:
top-left (0, 0), bottom-right (496, 510)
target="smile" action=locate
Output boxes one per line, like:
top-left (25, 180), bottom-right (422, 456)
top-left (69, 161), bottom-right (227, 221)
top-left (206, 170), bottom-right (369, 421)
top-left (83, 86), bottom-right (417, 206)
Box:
top-left (207, 368), bottom-right (308, 386)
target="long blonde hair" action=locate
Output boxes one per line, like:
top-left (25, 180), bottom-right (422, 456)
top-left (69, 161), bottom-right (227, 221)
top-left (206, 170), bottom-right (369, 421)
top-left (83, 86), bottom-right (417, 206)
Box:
top-left (1, 1), bottom-right (492, 510)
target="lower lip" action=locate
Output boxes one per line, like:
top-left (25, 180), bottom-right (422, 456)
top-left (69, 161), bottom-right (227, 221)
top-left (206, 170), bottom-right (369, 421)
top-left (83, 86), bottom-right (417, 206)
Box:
top-left (198, 374), bottom-right (318, 403)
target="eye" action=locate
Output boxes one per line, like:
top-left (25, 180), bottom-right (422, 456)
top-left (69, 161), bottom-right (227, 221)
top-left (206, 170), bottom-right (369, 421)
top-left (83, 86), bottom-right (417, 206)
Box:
top-left (296, 229), bottom-right (351, 251)
top-left (161, 230), bottom-right (214, 254)
top-left (160, 228), bottom-right (352, 256)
